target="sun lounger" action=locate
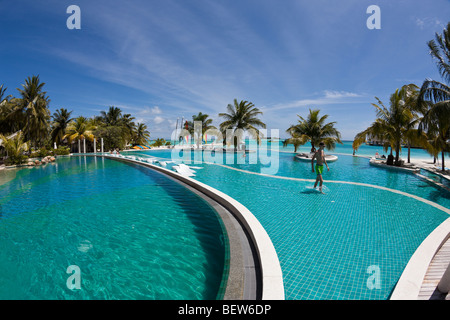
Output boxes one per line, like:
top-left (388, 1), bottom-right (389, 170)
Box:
top-left (172, 164), bottom-right (196, 177)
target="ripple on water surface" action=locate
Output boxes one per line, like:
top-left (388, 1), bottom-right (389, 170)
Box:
top-left (0, 157), bottom-right (226, 299)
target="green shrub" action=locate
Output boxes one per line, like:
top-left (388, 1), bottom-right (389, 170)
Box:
top-left (54, 146), bottom-right (70, 155)
top-left (4, 154), bottom-right (28, 166)
top-left (30, 147), bottom-right (53, 158)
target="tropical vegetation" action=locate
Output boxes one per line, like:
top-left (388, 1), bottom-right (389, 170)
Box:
top-left (353, 22), bottom-right (450, 171)
top-left (0, 76), bottom-right (152, 165)
top-left (186, 112), bottom-right (217, 148)
top-left (353, 84), bottom-right (427, 166)
top-left (284, 109), bottom-right (342, 152)
top-left (0, 131), bottom-right (29, 165)
top-left (418, 21), bottom-right (450, 171)
top-left (218, 99), bottom-right (266, 150)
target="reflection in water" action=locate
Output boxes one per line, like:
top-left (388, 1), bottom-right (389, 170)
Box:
top-left (0, 169), bottom-right (17, 186)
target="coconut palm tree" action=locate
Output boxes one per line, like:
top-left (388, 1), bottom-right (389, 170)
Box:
top-left (353, 115), bottom-right (393, 156)
top-left (418, 22), bottom-right (450, 171)
top-left (354, 85), bottom-right (420, 165)
top-left (190, 112), bottom-right (216, 133)
top-left (282, 132), bottom-right (304, 153)
top-left (120, 113), bottom-right (136, 147)
top-left (219, 99), bottom-right (266, 150)
top-left (133, 123), bottom-right (151, 145)
top-left (187, 112), bottom-right (217, 148)
top-left (284, 109), bottom-right (342, 152)
top-left (0, 84), bottom-right (9, 104)
top-left (50, 108), bottom-right (73, 146)
top-left (152, 138), bottom-right (166, 147)
top-left (0, 84), bottom-right (14, 134)
top-left (398, 84), bottom-right (430, 163)
top-left (10, 75), bottom-right (51, 148)
top-left (98, 107), bottom-right (138, 148)
top-left (100, 106), bottom-right (123, 126)
top-left (63, 116), bottom-right (95, 153)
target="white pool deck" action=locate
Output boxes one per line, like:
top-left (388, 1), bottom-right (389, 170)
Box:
top-left (418, 236), bottom-right (450, 300)
top-left (391, 218), bottom-right (450, 300)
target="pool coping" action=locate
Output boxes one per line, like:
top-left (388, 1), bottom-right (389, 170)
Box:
top-left (160, 172), bottom-right (259, 300)
top-left (390, 217), bottom-right (450, 300)
top-left (84, 154), bottom-right (285, 300)
top-left (369, 158), bottom-right (420, 173)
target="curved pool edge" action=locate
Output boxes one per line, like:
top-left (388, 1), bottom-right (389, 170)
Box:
top-left (390, 217), bottom-right (450, 300)
top-left (85, 154), bottom-right (285, 300)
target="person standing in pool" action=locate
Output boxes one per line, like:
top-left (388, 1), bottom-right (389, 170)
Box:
top-left (311, 142), bottom-right (329, 194)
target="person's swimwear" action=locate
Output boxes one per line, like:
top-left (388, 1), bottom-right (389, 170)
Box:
top-left (315, 164), bottom-right (324, 175)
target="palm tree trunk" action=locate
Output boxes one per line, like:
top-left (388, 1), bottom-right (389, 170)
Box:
top-left (407, 143), bottom-right (411, 164)
top-left (442, 151), bottom-right (445, 171)
top-left (395, 142), bottom-right (400, 166)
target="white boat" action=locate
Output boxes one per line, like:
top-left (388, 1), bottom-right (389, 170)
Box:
top-left (294, 152), bottom-right (338, 162)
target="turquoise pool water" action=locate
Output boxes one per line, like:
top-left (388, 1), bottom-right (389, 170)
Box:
top-left (170, 139), bottom-right (437, 160)
top-left (278, 140), bottom-right (436, 159)
top-left (128, 148), bottom-right (450, 300)
top-left (0, 156), bottom-right (226, 299)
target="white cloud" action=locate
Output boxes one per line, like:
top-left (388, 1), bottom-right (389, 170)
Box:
top-left (268, 90), bottom-right (365, 111)
top-left (415, 17), bottom-right (444, 30)
top-left (151, 106), bottom-right (162, 114)
top-left (324, 90), bottom-right (361, 99)
top-left (154, 116), bottom-right (165, 124)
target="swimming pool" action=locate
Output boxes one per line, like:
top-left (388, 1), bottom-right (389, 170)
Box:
top-left (0, 156), bottom-right (227, 299)
top-left (127, 148), bottom-right (450, 299)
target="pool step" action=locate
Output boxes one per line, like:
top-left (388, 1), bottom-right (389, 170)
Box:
top-left (414, 173), bottom-right (450, 193)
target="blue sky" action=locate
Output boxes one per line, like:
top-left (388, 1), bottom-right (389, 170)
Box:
top-left (1, 0), bottom-right (449, 140)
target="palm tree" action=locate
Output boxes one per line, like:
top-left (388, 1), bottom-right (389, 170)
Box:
top-left (152, 138), bottom-right (166, 147)
top-left (133, 123), bottom-right (151, 145)
top-left (398, 84), bottom-right (429, 163)
top-left (98, 107), bottom-right (138, 148)
top-left (100, 106), bottom-right (122, 126)
top-left (0, 84), bottom-right (14, 134)
top-left (282, 132), bottom-right (304, 153)
top-left (10, 75), bottom-right (51, 148)
top-left (188, 112), bottom-right (217, 148)
top-left (219, 99), bottom-right (266, 150)
top-left (63, 116), bottom-right (95, 153)
top-left (0, 131), bottom-right (29, 165)
top-left (50, 108), bottom-right (73, 146)
top-left (284, 109), bottom-right (342, 152)
top-left (418, 22), bottom-right (450, 171)
top-left (353, 116), bottom-right (393, 156)
top-left (354, 85), bottom-right (419, 165)
top-left (120, 113), bottom-right (136, 147)
top-left (0, 84), bottom-right (10, 104)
